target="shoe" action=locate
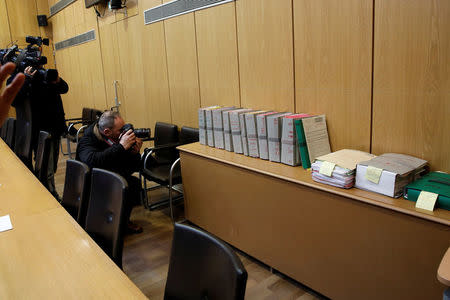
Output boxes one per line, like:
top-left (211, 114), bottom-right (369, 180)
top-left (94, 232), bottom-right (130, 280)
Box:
top-left (127, 221), bottom-right (143, 234)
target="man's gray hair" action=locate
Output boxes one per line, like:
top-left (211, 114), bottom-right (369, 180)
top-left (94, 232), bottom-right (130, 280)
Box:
top-left (98, 111), bottom-right (121, 131)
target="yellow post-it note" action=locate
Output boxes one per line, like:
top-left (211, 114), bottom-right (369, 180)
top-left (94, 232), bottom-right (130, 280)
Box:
top-left (415, 191), bottom-right (438, 211)
top-left (365, 166), bottom-right (383, 184)
top-left (319, 161), bottom-right (336, 177)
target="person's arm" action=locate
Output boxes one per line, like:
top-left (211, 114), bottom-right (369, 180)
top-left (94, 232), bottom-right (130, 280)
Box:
top-left (77, 136), bottom-right (127, 169)
top-left (0, 63), bottom-right (25, 126)
top-left (52, 77), bottom-right (68, 94)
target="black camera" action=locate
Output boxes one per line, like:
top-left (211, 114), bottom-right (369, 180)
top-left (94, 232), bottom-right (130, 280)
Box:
top-left (121, 123), bottom-right (151, 139)
top-left (0, 36), bottom-right (56, 82)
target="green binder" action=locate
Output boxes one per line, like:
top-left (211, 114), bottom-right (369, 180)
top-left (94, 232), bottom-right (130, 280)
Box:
top-left (294, 119), bottom-right (310, 169)
top-left (404, 172), bottom-right (450, 211)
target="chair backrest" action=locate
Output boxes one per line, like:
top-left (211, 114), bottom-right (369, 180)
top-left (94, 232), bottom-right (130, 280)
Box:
top-left (85, 168), bottom-right (127, 268)
top-left (164, 223), bottom-right (248, 300)
top-left (34, 131), bottom-right (51, 187)
top-left (0, 120), bottom-right (7, 140)
top-left (81, 108), bottom-right (92, 125)
top-left (154, 122), bottom-right (179, 162)
top-left (179, 126), bottom-right (199, 145)
top-left (90, 109), bottom-right (103, 123)
top-left (61, 160), bottom-right (91, 226)
top-left (14, 120), bottom-right (32, 169)
top-left (6, 118), bottom-right (16, 149)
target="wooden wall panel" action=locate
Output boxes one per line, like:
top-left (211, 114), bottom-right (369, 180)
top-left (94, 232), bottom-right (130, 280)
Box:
top-left (5, 0), bottom-right (40, 45)
top-left (140, 0), bottom-right (172, 128)
top-left (0, 0), bottom-right (11, 47)
top-left (236, 0), bottom-right (294, 112)
top-left (373, 0), bottom-right (450, 172)
top-left (164, 12), bottom-right (200, 127)
top-left (98, 22), bottom-right (123, 111)
top-left (116, 16), bottom-right (149, 127)
top-left (35, 0), bottom-right (49, 16)
top-left (294, 0), bottom-right (372, 152)
top-left (195, 2), bottom-right (240, 108)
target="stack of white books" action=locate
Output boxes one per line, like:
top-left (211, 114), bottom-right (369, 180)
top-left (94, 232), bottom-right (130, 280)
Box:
top-left (311, 149), bottom-right (376, 189)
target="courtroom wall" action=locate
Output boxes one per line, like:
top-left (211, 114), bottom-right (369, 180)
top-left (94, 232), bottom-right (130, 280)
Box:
top-left (29, 0), bottom-right (450, 171)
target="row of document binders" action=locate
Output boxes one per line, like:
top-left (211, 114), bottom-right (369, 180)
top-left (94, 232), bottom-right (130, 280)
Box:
top-left (199, 106), bottom-right (331, 166)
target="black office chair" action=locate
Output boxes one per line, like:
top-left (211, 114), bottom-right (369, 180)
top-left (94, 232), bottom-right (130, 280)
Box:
top-left (34, 131), bottom-right (52, 189)
top-left (5, 117), bottom-right (16, 149)
top-left (167, 126), bottom-right (199, 220)
top-left (14, 119), bottom-right (32, 170)
top-left (85, 168), bottom-right (127, 268)
top-left (60, 160), bottom-right (91, 226)
top-left (140, 122), bottom-right (179, 209)
top-left (0, 120), bottom-right (7, 140)
top-left (63, 107), bottom-right (100, 158)
top-left (164, 223), bottom-right (248, 300)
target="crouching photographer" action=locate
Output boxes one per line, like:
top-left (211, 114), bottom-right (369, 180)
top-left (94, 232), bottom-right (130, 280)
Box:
top-left (76, 111), bottom-right (149, 234)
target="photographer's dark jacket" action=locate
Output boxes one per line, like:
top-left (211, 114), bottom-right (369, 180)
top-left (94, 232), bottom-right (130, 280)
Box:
top-left (10, 75), bottom-right (68, 138)
top-left (76, 123), bottom-right (141, 177)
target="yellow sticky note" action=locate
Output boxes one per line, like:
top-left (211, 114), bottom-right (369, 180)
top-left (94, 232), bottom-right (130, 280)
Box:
top-left (319, 161), bottom-right (336, 177)
top-left (365, 166), bottom-right (383, 184)
top-left (416, 191), bottom-right (438, 211)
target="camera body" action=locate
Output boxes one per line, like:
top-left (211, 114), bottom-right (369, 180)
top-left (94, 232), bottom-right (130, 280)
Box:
top-left (121, 123), bottom-right (151, 139)
top-left (0, 36), bottom-right (56, 83)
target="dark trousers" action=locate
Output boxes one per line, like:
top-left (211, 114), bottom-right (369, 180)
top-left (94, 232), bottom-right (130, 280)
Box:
top-left (124, 175), bottom-right (143, 223)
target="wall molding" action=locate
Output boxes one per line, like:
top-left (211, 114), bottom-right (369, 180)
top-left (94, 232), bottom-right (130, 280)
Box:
top-left (144, 0), bottom-right (234, 25)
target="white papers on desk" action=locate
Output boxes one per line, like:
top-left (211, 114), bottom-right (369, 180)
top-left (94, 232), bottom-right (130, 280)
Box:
top-left (311, 161), bottom-right (355, 189)
top-left (0, 215), bottom-right (13, 232)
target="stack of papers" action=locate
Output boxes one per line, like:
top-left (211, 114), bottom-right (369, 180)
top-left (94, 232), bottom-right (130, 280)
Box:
top-left (355, 153), bottom-right (429, 198)
top-left (312, 149), bottom-right (376, 189)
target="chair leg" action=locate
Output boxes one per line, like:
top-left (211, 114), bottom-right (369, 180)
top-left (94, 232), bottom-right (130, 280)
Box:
top-left (66, 137), bottom-right (73, 159)
top-left (169, 158), bottom-right (181, 222)
top-left (60, 137), bottom-right (69, 156)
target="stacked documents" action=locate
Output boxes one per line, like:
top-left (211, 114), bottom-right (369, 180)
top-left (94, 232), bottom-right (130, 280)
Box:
top-left (355, 153), bottom-right (429, 198)
top-left (312, 149), bottom-right (376, 189)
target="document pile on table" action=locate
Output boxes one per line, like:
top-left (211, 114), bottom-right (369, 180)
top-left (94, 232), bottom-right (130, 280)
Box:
top-left (311, 149), bottom-right (376, 189)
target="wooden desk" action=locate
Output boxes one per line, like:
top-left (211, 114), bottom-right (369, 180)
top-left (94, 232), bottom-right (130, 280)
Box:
top-left (179, 143), bottom-right (450, 300)
top-left (438, 248), bottom-right (450, 287)
top-left (0, 140), bottom-right (146, 299)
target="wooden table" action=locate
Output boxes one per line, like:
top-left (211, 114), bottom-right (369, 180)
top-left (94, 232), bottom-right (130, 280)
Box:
top-left (439, 247), bottom-right (450, 287)
top-left (0, 140), bottom-right (146, 299)
top-left (179, 143), bottom-right (450, 300)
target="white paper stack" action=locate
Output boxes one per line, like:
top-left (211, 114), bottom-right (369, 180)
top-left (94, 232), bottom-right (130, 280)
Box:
top-left (311, 149), bottom-right (376, 189)
top-left (281, 114), bottom-right (311, 166)
top-left (212, 107), bottom-right (235, 149)
top-left (355, 153), bottom-right (428, 198)
top-left (198, 106), bottom-right (219, 145)
top-left (257, 112), bottom-right (281, 160)
top-left (246, 111), bottom-right (269, 157)
top-left (230, 109), bottom-right (254, 154)
top-left (267, 112), bottom-right (292, 162)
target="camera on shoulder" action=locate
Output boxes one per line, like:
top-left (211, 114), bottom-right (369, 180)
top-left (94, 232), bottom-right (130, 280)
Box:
top-left (0, 35), bottom-right (57, 83)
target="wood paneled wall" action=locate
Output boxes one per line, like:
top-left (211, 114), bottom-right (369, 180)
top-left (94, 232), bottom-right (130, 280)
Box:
top-left (373, 0), bottom-right (450, 172)
top-left (33, 0), bottom-right (450, 171)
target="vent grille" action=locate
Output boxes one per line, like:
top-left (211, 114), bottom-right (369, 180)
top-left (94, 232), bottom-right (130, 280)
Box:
top-left (50, 0), bottom-right (77, 16)
top-left (144, 0), bottom-right (234, 25)
top-left (55, 30), bottom-right (96, 51)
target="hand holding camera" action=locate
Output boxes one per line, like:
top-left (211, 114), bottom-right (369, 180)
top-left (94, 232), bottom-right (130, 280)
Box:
top-left (119, 129), bottom-right (136, 150)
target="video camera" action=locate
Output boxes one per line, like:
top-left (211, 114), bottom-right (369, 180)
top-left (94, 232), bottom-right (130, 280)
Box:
top-left (0, 35), bottom-right (58, 82)
top-left (121, 123), bottom-right (151, 139)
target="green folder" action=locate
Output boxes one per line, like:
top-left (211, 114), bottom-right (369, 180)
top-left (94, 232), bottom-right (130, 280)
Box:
top-left (294, 119), bottom-right (310, 169)
top-left (404, 172), bottom-right (450, 211)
